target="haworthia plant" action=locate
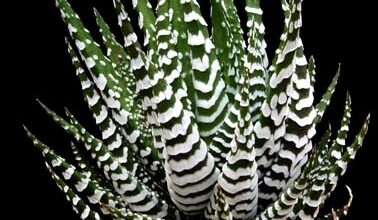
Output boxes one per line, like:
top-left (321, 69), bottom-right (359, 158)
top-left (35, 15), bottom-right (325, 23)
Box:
top-left (25, 0), bottom-right (370, 219)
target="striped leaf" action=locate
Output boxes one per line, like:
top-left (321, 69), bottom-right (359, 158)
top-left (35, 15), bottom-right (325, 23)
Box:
top-left (210, 0), bottom-right (245, 103)
top-left (314, 65), bottom-right (340, 125)
top-left (36, 100), bottom-right (171, 217)
top-left (253, 1), bottom-right (302, 206)
top-left (255, 136), bottom-right (321, 220)
top-left (258, 45), bottom-right (317, 205)
top-left (146, 0), bottom-right (221, 214)
top-left (182, 0), bottom-right (229, 141)
top-left (245, 0), bottom-right (268, 123)
top-left (217, 69), bottom-right (259, 219)
top-left (93, 8), bottom-right (136, 91)
top-left (26, 1), bottom-right (371, 219)
top-left (65, 38), bottom-right (165, 186)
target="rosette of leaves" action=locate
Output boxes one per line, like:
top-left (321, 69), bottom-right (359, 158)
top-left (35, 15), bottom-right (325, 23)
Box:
top-left (25, 0), bottom-right (370, 219)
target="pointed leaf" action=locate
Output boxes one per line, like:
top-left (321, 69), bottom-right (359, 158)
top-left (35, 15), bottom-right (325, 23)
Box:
top-left (253, 1), bottom-right (303, 207)
top-left (314, 65), bottom-right (340, 125)
top-left (210, 0), bottom-right (245, 103)
top-left (36, 100), bottom-right (170, 218)
top-left (217, 70), bottom-right (259, 219)
top-left (181, 0), bottom-right (230, 141)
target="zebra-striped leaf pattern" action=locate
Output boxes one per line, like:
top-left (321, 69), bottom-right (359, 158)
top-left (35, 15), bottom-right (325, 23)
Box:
top-left (216, 67), bottom-right (259, 219)
top-left (210, 0), bottom-right (245, 103)
top-left (25, 0), bottom-right (370, 219)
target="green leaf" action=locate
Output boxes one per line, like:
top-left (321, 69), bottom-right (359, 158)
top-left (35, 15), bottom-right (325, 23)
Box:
top-left (48, 168), bottom-right (102, 220)
top-left (295, 127), bottom-right (333, 218)
top-left (259, 45), bottom-right (317, 205)
top-left (128, 0), bottom-right (157, 54)
top-left (35, 100), bottom-right (171, 218)
top-left (181, 0), bottom-right (229, 141)
top-left (299, 94), bottom-right (352, 219)
top-left (325, 113), bottom-right (370, 198)
top-left (141, 1), bottom-right (222, 214)
top-left (65, 38), bottom-right (165, 185)
top-left (169, 0), bottom-right (195, 111)
top-left (205, 185), bottom-right (232, 220)
top-left (56, 0), bottom-right (161, 168)
top-left (25, 127), bottom-right (104, 220)
top-left (93, 8), bottom-right (136, 91)
top-left (245, 0), bottom-right (269, 123)
top-left (208, 3), bottom-right (268, 170)
top-left (216, 67), bottom-right (259, 219)
top-left (245, 0), bottom-right (268, 69)
top-left (314, 65), bottom-right (340, 125)
top-left (210, 0), bottom-right (245, 103)
top-left (297, 112), bottom-right (369, 219)
top-left (256, 133), bottom-right (321, 219)
top-left (253, 0), bottom-right (303, 207)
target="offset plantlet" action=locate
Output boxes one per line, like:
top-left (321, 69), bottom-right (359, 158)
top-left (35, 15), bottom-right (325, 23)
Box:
top-left (26, 0), bottom-right (370, 219)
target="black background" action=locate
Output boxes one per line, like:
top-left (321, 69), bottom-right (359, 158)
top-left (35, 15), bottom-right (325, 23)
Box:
top-left (7, 0), bottom-right (377, 219)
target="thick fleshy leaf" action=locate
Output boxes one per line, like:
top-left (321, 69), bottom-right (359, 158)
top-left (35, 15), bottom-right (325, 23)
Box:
top-left (28, 1), bottom-right (371, 219)
top-left (245, 0), bottom-right (268, 123)
top-left (216, 69), bottom-right (259, 219)
top-left (297, 95), bottom-right (351, 219)
top-left (36, 100), bottom-right (171, 218)
top-left (205, 185), bottom-right (232, 220)
top-left (66, 38), bottom-right (132, 170)
top-left (113, 0), bottom-right (149, 82)
top-left (140, 1), bottom-right (221, 214)
top-left (308, 56), bottom-right (316, 92)
top-left (253, 0), bottom-right (303, 206)
top-left (169, 0), bottom-right (195, 112)
top-left (181, 0), bottom-right (229, 141)
top-left (324, 113), bottom-right (370, 199)
top-left (157, 1), bottom-right (190, 112)
top-left (314, 65), bottom-right (340, 125)
top-left (48, 166), bottom-right (102, 220)
top-left (210, 0), bottom-right (245, 103)
top-left (297, 113), bottom-right (369, 219)
top-left (70, 142), bottom-right (112, 189)
top-left (245, 0), bottom-right (268, 69)
top-left (295, 128), bottom-right (333, 219)
top-left (65, 38), bottom-right (165, 186)
top-left (25, 128), bottom-right (104, 219)
top-left (148, 0), bottom-right (190, 161)
top-left (259, 45), bottom-right (317, 205)
top-left (56, 0), bottom-right (161, 171)
top-left (128, 0), bottom-right (157, 54)
top-left (208, 15), bottom-right (265, 169)
top-left (24, 129), bottom-right (134, 217)
top-left (93, 8), bottom-right (135, 90)
top-left (112, 0), bottom-right (160, 120)
top-left (255, 136), bottom-right (321, 220)
top-left (325, 94), bottom-right (352, 190)
top-left (208, 101), bottom-right (238, 169)
top-left (253, 0), bottom-right (292, 181)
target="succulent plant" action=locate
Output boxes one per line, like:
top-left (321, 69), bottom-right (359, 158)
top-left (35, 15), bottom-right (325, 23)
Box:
top-left (24, 0), bottom-right (370, 219)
